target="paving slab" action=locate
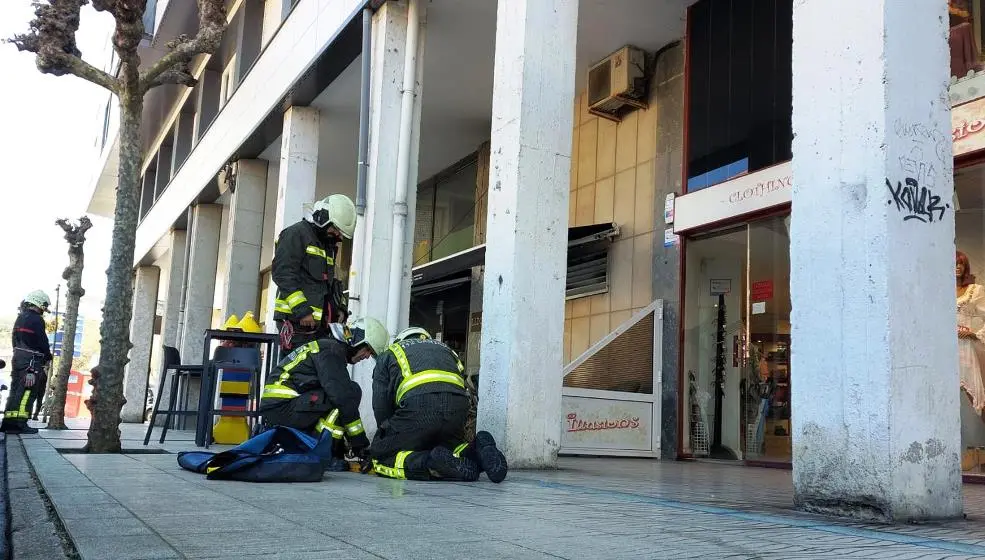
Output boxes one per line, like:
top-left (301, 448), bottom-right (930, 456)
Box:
top-left (11, 423), bottom-right (985, 560)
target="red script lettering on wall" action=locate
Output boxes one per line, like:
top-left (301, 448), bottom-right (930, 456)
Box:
top-left (566, 413), bottom-right (641, 433)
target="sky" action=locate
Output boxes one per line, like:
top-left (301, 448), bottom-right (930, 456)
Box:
top-left (0, 2), bottom-right (116, 322)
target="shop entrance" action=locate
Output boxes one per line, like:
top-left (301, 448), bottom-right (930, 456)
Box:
top-left (682, 215), bottom-right (791, 465)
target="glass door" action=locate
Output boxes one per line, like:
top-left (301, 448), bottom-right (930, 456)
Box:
top-left (682, 215), bottom-right (792, 464)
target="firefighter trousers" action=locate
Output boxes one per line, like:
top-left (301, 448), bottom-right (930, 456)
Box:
top-left (3, 367), bottom-right (36, 424)
top-left (260, 388), bottom-right (361, 457)
top-left (370, 392), bottom-right (473, 481)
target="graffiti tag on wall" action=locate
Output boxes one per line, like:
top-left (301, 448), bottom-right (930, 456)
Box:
top-left (885, 177), bottom-right (949, 223)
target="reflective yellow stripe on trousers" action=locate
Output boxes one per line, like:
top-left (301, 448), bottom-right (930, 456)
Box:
top-left (8, 389), bottom-right (31, 419)
top-left (372, 450), bottom-right (412, 480)
top-left (315, 409), bottom-right (344, 439)
top-left (388, 344), bottom-right (465, 404)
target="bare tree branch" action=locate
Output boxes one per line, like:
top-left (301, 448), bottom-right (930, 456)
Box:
top-left (139, 0), bottom-right (226, 93)
top-left (7, 0), bottom-right (120, 93)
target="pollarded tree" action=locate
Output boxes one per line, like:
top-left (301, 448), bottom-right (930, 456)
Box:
top-left (9, 0), bottom-right (226, 452)
top-left (46, 216), bottom-right (93, 430)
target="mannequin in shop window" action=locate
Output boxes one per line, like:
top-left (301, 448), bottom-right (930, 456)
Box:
top-left (955, 251), bottom-right (985, 453)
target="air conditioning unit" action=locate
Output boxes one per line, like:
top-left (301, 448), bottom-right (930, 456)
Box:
top-left (587, 46), bottom-right (648, 122)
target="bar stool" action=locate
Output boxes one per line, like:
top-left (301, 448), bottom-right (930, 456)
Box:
top-left (143, 346), bottom-right (203, 445)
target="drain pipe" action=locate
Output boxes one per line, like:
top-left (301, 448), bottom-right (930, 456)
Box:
top-left (384, 0), bottom-right (420, 335)
top-left (175, 206), bottom-right (195, 348)
top-left (348, 6), bottom-right (373, 318)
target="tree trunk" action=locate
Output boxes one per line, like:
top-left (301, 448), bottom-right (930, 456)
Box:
top-left (47, 219), bottom-right (90, 430)
top-left (86, 90), bottom-right (143, 453)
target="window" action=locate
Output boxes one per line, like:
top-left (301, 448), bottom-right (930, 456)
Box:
top-left (686, 0), bottom-right (792, 192)
top-left (414, 156), bottom-right (479, 266)
top-left (219, 55), bottom-right (238, 108)
top-left (951, 1), bottom-right (985, 79)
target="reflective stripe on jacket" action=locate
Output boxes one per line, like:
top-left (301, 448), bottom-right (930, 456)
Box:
top-left (271, 220), bottom-right (337, 322)
top-left (371, 338), bottom-right (466, 428)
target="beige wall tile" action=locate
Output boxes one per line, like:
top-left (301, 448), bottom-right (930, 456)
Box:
top-left (637, 105), bottom-right (658, 163)
top-left (576, 184), bottom-right (596, 226)
top-left (613, 168), bottom-right (637, 236)
top-left (590, 290), bottom-right (610, 316)
top-left (616, 110), bottom-right (639, 173)
top-left (568, 190), bottom-right (576, 226)
top-left (563, 318), bottom-right (572, 364)
top-left (590, 313), bottom-right (610, 346)
top-left (610, 310), bottom-right (632, 330)
top-left (597, 119), bottom-right (617, 180)
top-left (632, 232), bottom-right (654, 308)
top-left (609, 238), bottom-right (634, 311)
top-left (594, 176), bottom-right (614, 223)
top-left (580, 91), bottom-right (594, 125)
top-left (570, 125), bottom-right (580, 191)
top-left (570, 316), bottom-right (591, 359)
top-left (635, 160), bottom-right (655, 234)
top-left (565, 299), bottom-right (573, 317)
top-left (578, 120), bottom-right (598, 187)
top-left (572, 296), bottom-right (591, 319)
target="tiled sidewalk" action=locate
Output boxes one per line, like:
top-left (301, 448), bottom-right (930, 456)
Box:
top-left (16, 425), bottom-right (985, 560)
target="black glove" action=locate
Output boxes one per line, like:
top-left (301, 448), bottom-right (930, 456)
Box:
top-left (359, 458), bottom-right (374, 474)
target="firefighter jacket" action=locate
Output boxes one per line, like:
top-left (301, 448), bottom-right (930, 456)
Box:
top-left (259, 330), bottom-right (369, 447)
top-left (271, 220), bottom-right (340, 324)
top-left (372, 338), bottom-right (467, 429)
top-left (11, 308), bottom-right (51, 372)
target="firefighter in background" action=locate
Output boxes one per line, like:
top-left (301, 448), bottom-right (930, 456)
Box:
top-left (260, 316), bottom-right (389, 467)
top-left (272, 194), bottom-right (356, 351)
top-left (1, 291), bottom-right (53, 434)
top-left (369, 327), bottom-right (508, 482)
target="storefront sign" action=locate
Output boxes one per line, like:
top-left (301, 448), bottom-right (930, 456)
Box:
top-left (751, 280), bottom-right (773, 300)
top-left (953, 97), bottom-right (985, 158)
top-left (560, 395), bottom-right (652, 451)
top-left (673, 161), bottom-right (792, 233)
top-left (710, 279), bottom-right (731, 295)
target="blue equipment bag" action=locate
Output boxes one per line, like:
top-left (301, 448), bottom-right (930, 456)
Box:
top-left (177, 426), bottom-right (334, 482)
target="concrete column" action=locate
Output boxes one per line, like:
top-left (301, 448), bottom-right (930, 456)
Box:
top-left (221, 159), bottom-right (267, 318)
top-left (179, 204), bottom-right (222, 364)
top-left (791, 0), bottom-right (960, 521)
top-left (264, 107), bottom-right (319, 333)
top-left (350, 0), bottom-right (426, 436)
top-left (477, 0), bottom-right (578, 468)
top-left (121, 266), bottom-right (160, 423)
top-left (152, 230), bottom-right (186, 424)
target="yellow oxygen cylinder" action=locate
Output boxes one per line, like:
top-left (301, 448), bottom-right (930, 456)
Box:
top-left (222, 314), bottom-right (240, 330)
top-left (237, 312), bottom-right (262, 333)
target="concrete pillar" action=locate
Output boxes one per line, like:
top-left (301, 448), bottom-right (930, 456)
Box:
top-left (152, 230), bottom-right (186, 425)
top-left (350, 0), bottom-right (426, 437)
top-left (263, 107), bottom-right (319, 333)
top-left (221, 159), bottom-right (267, 318)
top-left (477, 0), bottom-right (578, 468)
top-left (791, 0), bottom-right (960, 521)
top-left (121, 266), bottom-right (160, 423)
top-left (179, 204), bottom-right (222, 364)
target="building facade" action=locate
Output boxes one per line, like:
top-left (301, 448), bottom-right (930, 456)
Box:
top-left (82, 0), bottom-right (973, 519)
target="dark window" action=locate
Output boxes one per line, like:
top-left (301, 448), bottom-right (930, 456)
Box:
top-left (686, 0), bottom-right (792, 192)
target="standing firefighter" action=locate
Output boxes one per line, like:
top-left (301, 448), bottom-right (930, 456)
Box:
top-left (369, 327), bottom-right (507, 482)
top-left (1, 291), bottom-right (53, 434)
top-left (272, 194), bottom-right (356, 351)
top-left (260, 317), bottom-right (389, 467)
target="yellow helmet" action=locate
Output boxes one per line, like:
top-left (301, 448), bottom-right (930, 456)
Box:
top-left (348, 316), bottom-right (389, 355)
top-left (237, 312), bottom-right (262, 333)
top-left (393, 327), bottom-right (430, 344)
top-left (310, 194), bottom-right (356, 238)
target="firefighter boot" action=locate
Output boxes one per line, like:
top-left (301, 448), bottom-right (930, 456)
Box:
top-left (474, 431), bottom-right (508, 483)
top-left (1, 419), bottom-right (38, 434)
top-left (427, 447), bottom-right (479, 481)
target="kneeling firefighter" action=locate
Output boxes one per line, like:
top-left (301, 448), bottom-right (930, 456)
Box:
top-left (259, 317), bottom-right (389, 466)
top-left (1, 291), bottom-right (53, 434)
top-left (369, 327), bottom-right (507, 482)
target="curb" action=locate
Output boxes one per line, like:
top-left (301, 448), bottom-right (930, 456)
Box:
top-left (1, 433), bottom-right (10, 560)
